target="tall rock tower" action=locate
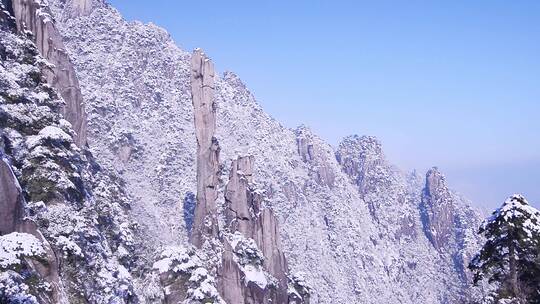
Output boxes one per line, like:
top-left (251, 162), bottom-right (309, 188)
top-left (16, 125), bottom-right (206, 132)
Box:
top-left (190, 48), bottom-right (220, 248)
top-left (10, 0), bottom-right (88, 147)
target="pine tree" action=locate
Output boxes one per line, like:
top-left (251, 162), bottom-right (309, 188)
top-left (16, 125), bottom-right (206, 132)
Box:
top-left (469, 194), bottom-right (540, 303)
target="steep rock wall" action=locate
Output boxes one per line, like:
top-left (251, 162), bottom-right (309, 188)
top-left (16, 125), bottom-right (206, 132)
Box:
top-left (421, 167), bottom-right (456, 251)
top-left (42, 1), bottom-right (487, 302)
top-left (190, 48), bottom-right (220, 248)
top-left (190, 50), bottom-right (292, 303)
top-left (0, 157), bottom-right (24, 235)
top-left (10, 0), bottom-right (87, 147)
top-left (0, 10), bottom-right (144, 301)
top-left (222, 155), bottom-right (288, 303)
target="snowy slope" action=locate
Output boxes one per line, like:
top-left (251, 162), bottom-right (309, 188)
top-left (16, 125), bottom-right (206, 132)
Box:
top-left (44, 0), bottom-right (485, 302)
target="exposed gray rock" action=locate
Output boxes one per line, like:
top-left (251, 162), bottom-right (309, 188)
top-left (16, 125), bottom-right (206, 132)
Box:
top-left (66, 0), bottom-right (94, 17)
top-left (420, 167), bottom-right (456, 250)
top-left (190, 48), bottom-right (220, 248)
top-left (189, 49), bottom-right (291, 303)
top-left (40, 1), bottom-right (488, 302)
top-left (16, 219), bottom-right (68, 304)
top-left (222, 155), bottom-right (289, 303)
top-left (225, 156), bottom-right (255, 234)
top-left (10, 0), bottom-right (87, 147)
top-left (0, 12), bottom-right (144, 302)
top-left (0, 157), bottom-right (23, 235)
top-left (295, 126), bottom-right (335, 188)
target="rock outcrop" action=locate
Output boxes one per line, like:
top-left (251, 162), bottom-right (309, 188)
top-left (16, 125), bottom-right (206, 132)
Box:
top-left (420, 167), bottom-right (456, 250)
top-left (188, 49), bottom-right (293, 304)
top-left (190, 48), bottom-right (220, 248)
top-left (67, 0), bottom-right (93, 17)
top-left (1, 152), bottom-right (67, 303)
top-left (0, 157), bottom-right (24, 235)
top-left (225, 156), bottom-right (255, 234)
top-left (1, 132), bottom-right (66, 304)
top-left (38, 1), bottom-right (488, 302)
top-left (9, 0), bottom-right (87, 147)
top-left (336, 135), bottom-right (385, 197)
top-left (336, 135), bottom-right (401, 223)
top-left (222, 155), bottom-right (288, 303)
top-left (0, 10), bottom-right (143, 301)
top-left (295, 126), bottom-right (335, 188)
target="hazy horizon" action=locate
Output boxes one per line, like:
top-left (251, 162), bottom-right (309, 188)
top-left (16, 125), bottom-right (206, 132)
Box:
top-left (110, 0), bottom-right (540, 210)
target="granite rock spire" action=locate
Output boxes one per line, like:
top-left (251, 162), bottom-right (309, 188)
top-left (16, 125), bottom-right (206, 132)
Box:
top-left (190, 48), bottom-right (220, 248)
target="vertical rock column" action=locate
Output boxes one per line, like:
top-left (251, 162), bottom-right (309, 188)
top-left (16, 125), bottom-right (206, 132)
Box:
top-left (0, 158), bottom-right (24, 235)
top-left (420, 167), bottom-right (455, 250)
top-left (224, 156), bottom-right (255, 235)
top-left (10, 0), bottom-right (88, 147)
top-left (222, 155), bottom-right (289, 304)
top-left (188, 49), bottom-right (302, 303)
top-left (190, 48), bottom-right (220, 248)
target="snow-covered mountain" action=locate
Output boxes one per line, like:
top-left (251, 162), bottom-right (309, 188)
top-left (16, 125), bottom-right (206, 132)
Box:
top-left (1, 0), bottom-right (486, 303)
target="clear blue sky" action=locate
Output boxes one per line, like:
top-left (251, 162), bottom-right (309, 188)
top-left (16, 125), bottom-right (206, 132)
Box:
top-left (109, 0), bottom-right (540, 210)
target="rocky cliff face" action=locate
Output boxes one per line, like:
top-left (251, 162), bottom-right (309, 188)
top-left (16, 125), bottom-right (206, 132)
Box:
top-left (0, 4), bottom-right (146, 302)
top-left (0, 157), bottom-right (24, 235)
top-left (190, 48), bottom-right (220, 248)
top-left (10, 0), bottom-right (87, 147)
top-left (186, 50), bottom-right (293, 304)
top-left (48, 0), bottom-right (196, 251)
top-left (1, 0), bottom-right (489, 302)
top-left (420, 167), bottom-right (456, 250)
top-left (220, 155), bottom-right (289, 304)
top-left (336, 135), bottom-right (384, 197)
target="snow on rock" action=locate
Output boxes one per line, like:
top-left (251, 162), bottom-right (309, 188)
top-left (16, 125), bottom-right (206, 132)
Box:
top-left (288, 272), bottom-right (311, 304)
top-left (242, 264), bottom-right (268, 288)
top-left (28, 125), bottom-right (73, 147)
top-left (153, 245), bottom-right (225, 304)
top-left (0, 232), bottom-right (45, 269)
top-left (227, 231), bottom-right (272, 289)
top-left (0, 271), bottom-right (39, 304)
top-left (1, 7), bottom-right (144, 302)
top-left (40, 0), bottom-right (487, 302)
top-left (47, 0), bottom-right (196, 250)
top-left (153, 246), bottom-right (202, 275)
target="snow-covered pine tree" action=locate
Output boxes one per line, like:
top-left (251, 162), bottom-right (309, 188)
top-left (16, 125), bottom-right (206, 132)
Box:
top-left (469, 194), bottom-right (540, 303)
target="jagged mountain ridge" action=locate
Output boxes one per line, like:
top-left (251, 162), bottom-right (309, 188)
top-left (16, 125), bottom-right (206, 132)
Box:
top-left (49, 0), bottom-right (484, 302)
top-left (0, 0), bottom-right (486, 303)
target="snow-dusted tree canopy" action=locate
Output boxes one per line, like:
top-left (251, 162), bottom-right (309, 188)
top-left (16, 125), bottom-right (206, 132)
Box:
top-left (470, 194), bottom-right (540, 303)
